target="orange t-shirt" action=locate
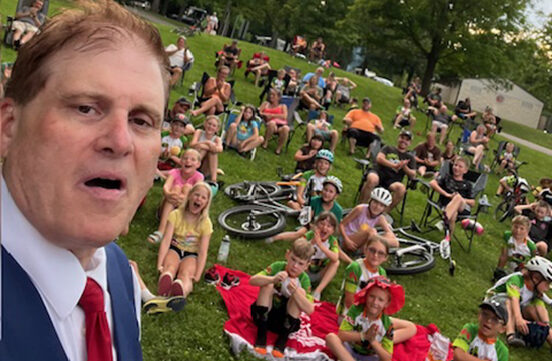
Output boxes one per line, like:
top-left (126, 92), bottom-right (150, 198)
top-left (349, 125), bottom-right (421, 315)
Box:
top-left (345, 109), bottom-right (382, 133)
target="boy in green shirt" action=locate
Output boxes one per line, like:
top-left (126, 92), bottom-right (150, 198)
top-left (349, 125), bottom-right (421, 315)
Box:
top-left (487, 256), bottom-right (552, 347)
top-left (326, 276), bottom-right (412, 361)
top-left (452, 296), bottom-right (509, 361)
top-left (493, 215), bottom-right (537, 281)
top-left (249, 238), bottom-right (315, 358)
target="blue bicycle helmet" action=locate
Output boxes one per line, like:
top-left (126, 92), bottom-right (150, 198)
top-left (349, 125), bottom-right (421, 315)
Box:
top-left (316, 149), bottom-right (334, 163)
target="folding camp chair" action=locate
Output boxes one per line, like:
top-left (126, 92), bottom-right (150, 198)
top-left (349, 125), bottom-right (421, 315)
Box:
top-left (220, 108), bottom-right (261, 161)
top-left (489, 140), bottom-right (526, 171)
top-left (419, 160), bottom-right (490, 252)
top-left (3, 0), bottom-right (49, 47)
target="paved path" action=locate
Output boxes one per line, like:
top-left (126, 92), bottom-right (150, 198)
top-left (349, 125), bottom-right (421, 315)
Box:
top-left (499, 132), bottom-right (552, 157)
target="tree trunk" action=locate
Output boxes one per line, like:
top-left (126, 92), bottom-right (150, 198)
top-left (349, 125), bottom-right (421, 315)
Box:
top-left (221, 0), bottom-right (232, 37)
top-left (151, 0), bottom-right (161, 13)
top-left (421, 43), bottom-right (441, 96)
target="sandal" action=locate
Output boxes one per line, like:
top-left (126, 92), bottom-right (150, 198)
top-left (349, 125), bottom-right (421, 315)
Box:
top-left (506, 333), bottom-right (525, 347)
top-left (147, 231), bottom-right (163, 244)
top-left (143, 296), bottom-right (186, 315)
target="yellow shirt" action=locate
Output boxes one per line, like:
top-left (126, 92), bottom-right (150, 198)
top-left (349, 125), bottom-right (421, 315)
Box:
top-left (168, 208), bottom-right (213, 253)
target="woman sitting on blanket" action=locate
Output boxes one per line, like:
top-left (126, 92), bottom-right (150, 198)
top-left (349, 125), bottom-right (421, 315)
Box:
top-left (326, 276), bottom-right (416, 361)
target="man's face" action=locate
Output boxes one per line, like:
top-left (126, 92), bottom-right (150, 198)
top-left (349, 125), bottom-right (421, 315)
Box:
top-left (172, 102), bottom-right (190, 115)
top-left (427, 134), bottom-right (436, 148)
top-left (1, 37), bottom-right (165, 252)
top-left (362, 100), bottom-right (371, 111)
top-left (397, 135), bottom-right (411, 150)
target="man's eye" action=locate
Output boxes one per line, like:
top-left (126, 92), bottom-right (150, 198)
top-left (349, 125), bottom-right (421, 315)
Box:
top-left (131, 117), bottom-right (152, 128)
top-left (78, 105), bottom-right (95, 114)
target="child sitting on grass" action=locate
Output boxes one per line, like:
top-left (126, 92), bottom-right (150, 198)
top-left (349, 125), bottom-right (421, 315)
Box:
top-left (267, 176), bottom-right (343, 243)
top-left (515, 200), bottom-right (552, 256)
top-left (452, 295), bottom-right (509, 361)
top-left (337, 235), bottom-right (389, 317)
top-left (497, 142), bottom-right (516, 173)
top-left (486, 256), bottom-right (552, 348)
top-left (224, 104), bottom-right (264, 156)
top-left (339, 187), bottom-right (398, 264)
top-left (249, 238), bottom-right (315, 358)
top-left (148, 149), bottom-right (203, 244)
top-left (326, 276), bottom-right (415, 361)
top-left (493, 215), bottom-right (537, 281)
top-left (304, 212), bottom-right (340, 301)
top-left (190, 115), bottom-right (223, 182)
top-left (157, 116), bottom-right (189, 172)
top-left (294, 134), bottom-right (324, 173)
top-left (288, 149), bottom-right (334, 211)
top-left (157, 182), bottom-right (213, 300)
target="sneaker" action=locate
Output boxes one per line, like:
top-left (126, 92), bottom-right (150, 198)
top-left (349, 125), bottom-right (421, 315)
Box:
top-left (158, 273), bottom-right (173, 297)
top-left (253, 346), bottom-right (267, 355)
top-left (204, 266), bottom-right (220, 285)
top-left (143, 296), bottom-right (186, 315)
top-left (170, 279), bottom-right (184, 297)
top-left (221, 273), bottom-right (240, 290)
top-left (271, 349), bottom-right (285, 358)
top-left (439, 239), bottom-right (451, 259)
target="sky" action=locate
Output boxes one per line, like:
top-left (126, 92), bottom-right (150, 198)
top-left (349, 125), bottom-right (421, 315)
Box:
top-left (527, 0), bottom-right (552, 27)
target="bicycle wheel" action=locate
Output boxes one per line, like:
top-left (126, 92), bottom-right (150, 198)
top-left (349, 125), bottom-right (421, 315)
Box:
top-left (494, 200), bottom-right (513, 222)
top-left (385, 239), bottom-right (435, 275)
top-left (218, 205), bottom-right (286, 239)
top-left (224, 182), bottom-right (283, 202)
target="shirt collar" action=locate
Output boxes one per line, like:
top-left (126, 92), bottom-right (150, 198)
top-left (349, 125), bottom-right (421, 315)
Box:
top-left (1, 177), bottom-right (98, 319)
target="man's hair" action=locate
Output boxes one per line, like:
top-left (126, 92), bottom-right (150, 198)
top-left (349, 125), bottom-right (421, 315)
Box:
top-left (6, 0), bottom-right (170, 105)
top-left (290, 238), bottom-right (315, 261)
top-left (455, 156), bottom-right (469, 168)
top-left (512, 215), bottom-right (530, 229)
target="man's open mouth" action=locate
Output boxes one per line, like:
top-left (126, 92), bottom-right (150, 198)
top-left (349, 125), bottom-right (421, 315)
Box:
top-left (85, 177), bottom-right (122, 190)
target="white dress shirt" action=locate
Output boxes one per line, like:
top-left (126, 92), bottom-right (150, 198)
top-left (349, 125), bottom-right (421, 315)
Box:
top-left (1, 177), bottom-right (141, 361)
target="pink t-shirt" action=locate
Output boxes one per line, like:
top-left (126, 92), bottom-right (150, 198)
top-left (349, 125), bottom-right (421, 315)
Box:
top-left (168, 168), bottom-right (204, 187)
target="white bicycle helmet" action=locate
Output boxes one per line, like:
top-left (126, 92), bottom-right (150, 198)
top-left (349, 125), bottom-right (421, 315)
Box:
top-left (525, 256), bottom-right (552, 282)
top-left (323, 176), bottom-right (343, 193)
top-left (517, 178), bottom-right (530, 193)
top-left (370, 187), bottom-right (392, 207)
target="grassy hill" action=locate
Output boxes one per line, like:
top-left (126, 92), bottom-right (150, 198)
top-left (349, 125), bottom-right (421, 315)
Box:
top-left (2, 3), bottom-right (551, 361)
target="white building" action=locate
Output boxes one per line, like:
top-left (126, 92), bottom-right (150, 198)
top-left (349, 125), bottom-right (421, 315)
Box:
top-left (436, 78), bottom-right (544, 129)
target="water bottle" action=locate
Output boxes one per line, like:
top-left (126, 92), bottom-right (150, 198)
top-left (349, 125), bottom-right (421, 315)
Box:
top-left (217, 235), bottom-right (231, 263)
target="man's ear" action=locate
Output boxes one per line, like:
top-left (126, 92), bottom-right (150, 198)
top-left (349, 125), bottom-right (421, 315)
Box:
top-left (0, 98), bottom-right (19, 158)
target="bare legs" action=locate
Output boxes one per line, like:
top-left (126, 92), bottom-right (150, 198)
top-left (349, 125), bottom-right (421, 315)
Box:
top-left (263, 121), bottom-right (289, 154)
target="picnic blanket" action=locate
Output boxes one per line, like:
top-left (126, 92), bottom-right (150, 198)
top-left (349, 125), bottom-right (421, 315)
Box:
top-left (213, 265), bottom-right (453, 361)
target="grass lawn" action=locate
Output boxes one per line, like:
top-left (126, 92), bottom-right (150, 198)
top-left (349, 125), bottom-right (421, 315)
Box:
top-left (2, 3), bottom-right (552, 361)
top-left (499, 118), bottom-right (552, 150)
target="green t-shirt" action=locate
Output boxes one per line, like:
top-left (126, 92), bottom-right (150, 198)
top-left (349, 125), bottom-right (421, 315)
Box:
top-left (257, 261), bottom-right (312, 307)
top-left (452, 323), bottom-right (508, 361)
top-left (502, 230), bottom-right (536, 273)
top-left (339, 304), bottom-right (394, 356)
top-left (309, 196), bottom-right (343, 223)
top-left (305, 230), bottom-right (339, 274)
top-left (488, 272), bottom-right (545, 308)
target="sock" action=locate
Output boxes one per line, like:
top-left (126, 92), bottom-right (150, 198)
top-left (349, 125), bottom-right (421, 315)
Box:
top-left (141, 288), bottom-right (155, 303)
top-left (250, 304), bottom-right (269, 347)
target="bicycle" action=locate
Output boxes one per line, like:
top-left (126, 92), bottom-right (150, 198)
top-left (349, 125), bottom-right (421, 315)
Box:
top-left (383, 220), bottom-right (440, 275)
top-left (218, 170), bottom-right (313, 239)
top-left (494, 172), bottom-right (531, 222)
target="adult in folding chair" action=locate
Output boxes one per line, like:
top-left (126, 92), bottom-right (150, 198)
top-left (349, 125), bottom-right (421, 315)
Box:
top-left (428, 104), bottom-right (457, 145)
top-left (358, 130), bottom-right (416, 210)
top-left (343, 97), bottom-right (383, 155)
top-left (10, 0), bottom-right (46, 49)
top-left (466, 124), bottom-right (490, 171)
top-left (165, 36), bottom-right (194, 88)
top-left (191, 66), bottom-right (231, 117)
top-left (260, 88), bottom-right (289, 155)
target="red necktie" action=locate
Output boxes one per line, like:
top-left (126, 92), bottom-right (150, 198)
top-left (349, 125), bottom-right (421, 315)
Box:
top-left (79, 277), bottom-right (113, 361)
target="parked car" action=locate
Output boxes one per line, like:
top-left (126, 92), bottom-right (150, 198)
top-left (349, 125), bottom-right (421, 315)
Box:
top-left (373, 76), bottom-right (394, 87)
top-left (179, 6), bottom-right (208, 27)
top-left (131, 1), bottom-right (150, 10)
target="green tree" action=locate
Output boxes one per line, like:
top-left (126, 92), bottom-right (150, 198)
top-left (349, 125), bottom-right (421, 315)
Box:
top-left (343, 0), bottom-right (529, 95)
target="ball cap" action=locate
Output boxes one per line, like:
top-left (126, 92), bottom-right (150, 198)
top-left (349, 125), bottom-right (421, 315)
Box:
top-left (353, 276), bottom-right (405, 315)
top-left (399, 129), bottom-right (413, 139)
top-left (362, 97), bottom-right (371, 104)
top-left (479, 296), bottom-right (508, 324)
top-left (176, 97), bottom-right (191, 107)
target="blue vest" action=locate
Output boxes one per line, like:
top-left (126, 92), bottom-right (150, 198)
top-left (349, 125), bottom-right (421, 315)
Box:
top-left (0, 243), bottom-right (143, 361)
